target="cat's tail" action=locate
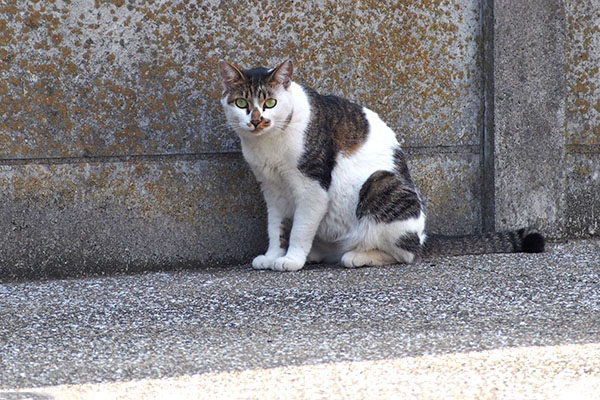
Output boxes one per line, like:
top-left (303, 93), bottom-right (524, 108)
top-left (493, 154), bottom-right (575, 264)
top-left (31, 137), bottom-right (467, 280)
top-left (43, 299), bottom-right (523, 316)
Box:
top-left (422, 228), bottom-right (545, 258)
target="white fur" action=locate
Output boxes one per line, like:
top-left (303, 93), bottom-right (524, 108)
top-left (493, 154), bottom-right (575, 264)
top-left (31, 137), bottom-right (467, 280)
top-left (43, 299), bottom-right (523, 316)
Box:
top-left (222, 81), bottom-right (425, 271)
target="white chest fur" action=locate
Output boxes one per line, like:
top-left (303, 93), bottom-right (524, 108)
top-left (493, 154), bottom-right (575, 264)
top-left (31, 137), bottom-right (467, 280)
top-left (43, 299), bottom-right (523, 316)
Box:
top-left (238, 83), bottom-right (311, 196)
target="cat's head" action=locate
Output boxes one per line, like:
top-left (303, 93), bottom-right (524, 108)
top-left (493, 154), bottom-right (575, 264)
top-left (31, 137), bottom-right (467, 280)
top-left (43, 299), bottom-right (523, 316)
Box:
top-left (219, 60), bottom-right (294, 137)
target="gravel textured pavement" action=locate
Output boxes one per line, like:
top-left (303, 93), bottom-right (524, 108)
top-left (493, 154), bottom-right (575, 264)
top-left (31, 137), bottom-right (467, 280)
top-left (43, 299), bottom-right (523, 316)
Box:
top-left (1, 239), bottom-right (599, 399)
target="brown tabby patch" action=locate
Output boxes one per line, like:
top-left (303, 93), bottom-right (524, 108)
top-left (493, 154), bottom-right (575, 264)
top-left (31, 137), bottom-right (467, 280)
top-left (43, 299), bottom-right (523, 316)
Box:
top-left (299, 88), bottom-right (370, 189)
top-left (333, 116), bottom-right (369, 156)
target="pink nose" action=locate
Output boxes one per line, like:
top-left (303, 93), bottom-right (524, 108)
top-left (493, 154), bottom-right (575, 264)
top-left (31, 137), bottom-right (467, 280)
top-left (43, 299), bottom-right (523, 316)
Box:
top-left (250, 118), bottom-right (261, 128)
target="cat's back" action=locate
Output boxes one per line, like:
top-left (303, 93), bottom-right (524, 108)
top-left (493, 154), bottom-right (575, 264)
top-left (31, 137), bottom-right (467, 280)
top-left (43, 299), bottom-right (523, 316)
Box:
top-left (299, 86), bottom-right (399, 190)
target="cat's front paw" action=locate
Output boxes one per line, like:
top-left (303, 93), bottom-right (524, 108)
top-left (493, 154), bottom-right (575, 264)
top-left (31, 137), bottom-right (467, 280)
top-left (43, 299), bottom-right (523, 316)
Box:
top-left (252, 255), bottom-right (275, 270)
top-left (272, 256), bottom-right (304, 272)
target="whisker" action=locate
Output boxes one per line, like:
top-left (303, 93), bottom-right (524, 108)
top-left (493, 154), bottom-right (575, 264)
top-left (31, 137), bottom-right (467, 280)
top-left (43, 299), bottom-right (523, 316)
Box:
top-left (271, 120), bottom-right (303, 128)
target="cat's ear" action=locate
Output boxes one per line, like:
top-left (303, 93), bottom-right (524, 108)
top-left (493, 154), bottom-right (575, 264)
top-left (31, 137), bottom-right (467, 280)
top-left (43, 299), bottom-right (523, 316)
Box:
top-left (268, 60), bottom-right (293, 89)
top-left (219, 61), bottom-right (245, 91)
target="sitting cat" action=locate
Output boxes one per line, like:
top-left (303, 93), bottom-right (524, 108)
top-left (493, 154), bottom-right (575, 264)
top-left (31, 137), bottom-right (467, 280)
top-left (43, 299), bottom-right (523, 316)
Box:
top-left (219, 60), bottom-right (545, 271)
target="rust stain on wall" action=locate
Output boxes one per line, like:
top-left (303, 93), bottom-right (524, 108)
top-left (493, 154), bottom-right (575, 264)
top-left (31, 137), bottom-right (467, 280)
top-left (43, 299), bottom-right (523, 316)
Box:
top-left (0, 0), bottom-right (482, 159)
top-left (566, 0), bottom-right (600, 146)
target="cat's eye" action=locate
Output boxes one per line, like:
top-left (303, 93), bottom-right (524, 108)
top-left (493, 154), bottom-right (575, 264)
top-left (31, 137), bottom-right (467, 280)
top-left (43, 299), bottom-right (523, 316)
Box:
top-left (264, 98), bottom-right (277, 109)
top-left (235, 98), bottom-right (248, 108)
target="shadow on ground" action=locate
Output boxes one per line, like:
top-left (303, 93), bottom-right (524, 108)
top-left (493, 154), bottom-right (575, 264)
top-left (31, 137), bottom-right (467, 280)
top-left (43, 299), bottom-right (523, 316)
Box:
top-left (1, 240), bottom-right (599, 391)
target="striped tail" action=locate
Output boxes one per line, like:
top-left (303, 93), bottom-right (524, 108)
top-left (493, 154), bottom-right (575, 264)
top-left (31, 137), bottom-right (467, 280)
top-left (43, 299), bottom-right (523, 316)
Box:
top-left (423, 228), bottom-right (545, 258)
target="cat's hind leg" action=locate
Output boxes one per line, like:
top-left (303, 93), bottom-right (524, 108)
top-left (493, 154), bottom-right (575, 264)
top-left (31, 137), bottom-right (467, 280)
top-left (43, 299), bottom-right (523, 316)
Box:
top-left (391, 231), bottom-right (424, 263)
top-left (375, 222), bottom-right (425, 265)
top-left (341, 249), bottom-right (396, 268)
top-left (353, 168), bottom-right (426, 266)
top-left (341, 229), bottom-right (423, 268)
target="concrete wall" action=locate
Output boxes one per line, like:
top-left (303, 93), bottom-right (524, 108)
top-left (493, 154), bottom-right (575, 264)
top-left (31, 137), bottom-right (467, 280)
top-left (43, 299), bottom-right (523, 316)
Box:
top-left (0, 0), bottom-right (483, 279)
top-left (493, 0), bottom-right (600, 238)
top-left (564, 0), bottom-right (600, 237)
top-left (492, 0), bottom-right (567, 237)
top-left (0, 0), bottom-right (597, 280)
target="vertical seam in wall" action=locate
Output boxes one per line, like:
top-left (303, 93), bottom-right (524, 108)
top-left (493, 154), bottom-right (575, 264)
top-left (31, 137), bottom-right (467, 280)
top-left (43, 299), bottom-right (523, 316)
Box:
top-left (481, 0), bottom-right (496, 233)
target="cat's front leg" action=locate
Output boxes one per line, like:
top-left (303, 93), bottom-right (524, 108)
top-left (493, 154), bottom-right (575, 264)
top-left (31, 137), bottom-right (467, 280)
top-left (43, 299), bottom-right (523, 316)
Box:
top-left (272, 184), bottom-right (329, 272)
top-left (252, 184), bottom-right (290, 270)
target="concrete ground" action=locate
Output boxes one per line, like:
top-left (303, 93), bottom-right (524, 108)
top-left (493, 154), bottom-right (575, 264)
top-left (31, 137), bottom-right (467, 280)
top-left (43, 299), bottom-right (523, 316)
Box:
top-left (1, 239), bottom-right (599, 399)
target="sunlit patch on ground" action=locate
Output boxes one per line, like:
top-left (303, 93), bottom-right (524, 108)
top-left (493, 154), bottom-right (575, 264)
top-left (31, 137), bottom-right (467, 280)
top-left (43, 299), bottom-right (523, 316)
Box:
top-left (6, 343), bottom-right (600, 400)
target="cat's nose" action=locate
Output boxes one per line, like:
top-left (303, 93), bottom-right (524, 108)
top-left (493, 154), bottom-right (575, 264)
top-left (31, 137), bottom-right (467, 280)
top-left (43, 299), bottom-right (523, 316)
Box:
top-left (250, 108), bottom-right (262, 128)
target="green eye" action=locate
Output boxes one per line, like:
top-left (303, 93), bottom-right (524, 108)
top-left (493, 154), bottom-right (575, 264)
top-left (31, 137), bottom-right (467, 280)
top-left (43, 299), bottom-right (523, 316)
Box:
top-left (264, 98), bottom-right (277, 109)
top-left (235, 98), bottom-right (248, 108)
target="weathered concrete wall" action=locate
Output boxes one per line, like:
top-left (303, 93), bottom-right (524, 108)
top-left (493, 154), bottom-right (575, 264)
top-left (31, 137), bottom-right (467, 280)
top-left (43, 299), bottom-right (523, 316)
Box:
top-left (492, 0), bottom-right (600, 239)
top-left (564, 0), bottom-right (600, 237)
top-left (0, 157), bottom-right (266, 278)
top-left (2, 0), bottom-right (597, 279)
top-left (0, 0), bottom-right (483, 157)
top-left (0, 0), bottom-right (484, 279)
top-left (492, 0), bottom-right (567, 237)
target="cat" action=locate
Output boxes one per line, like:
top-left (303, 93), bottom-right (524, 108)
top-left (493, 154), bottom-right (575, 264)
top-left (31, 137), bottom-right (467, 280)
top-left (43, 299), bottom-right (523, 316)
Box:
top-left (219, 59), bottom-right (545, 272)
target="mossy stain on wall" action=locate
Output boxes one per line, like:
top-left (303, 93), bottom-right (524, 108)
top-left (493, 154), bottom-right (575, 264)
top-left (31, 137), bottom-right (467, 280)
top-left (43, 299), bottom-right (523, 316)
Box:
top-left (0, 0), bottom-right (482, 160)
top-left (566, 1), bottom-right (600, 146)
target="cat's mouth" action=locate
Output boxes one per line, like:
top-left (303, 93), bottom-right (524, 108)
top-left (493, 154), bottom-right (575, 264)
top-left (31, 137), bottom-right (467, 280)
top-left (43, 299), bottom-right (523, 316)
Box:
top-left (247, 119), bottom-right (271, 133)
